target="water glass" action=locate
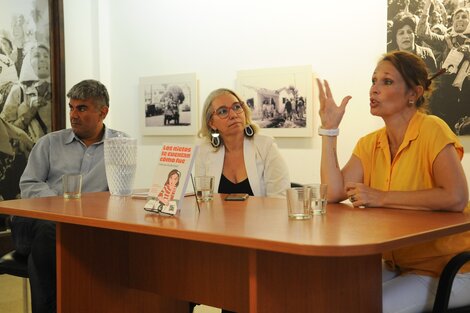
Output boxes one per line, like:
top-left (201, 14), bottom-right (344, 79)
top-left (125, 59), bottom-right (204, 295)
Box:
top-left (194, 176), bottom-right (214, 202)
top-left (63, 174), bottom-right (82, 199)
top-left (286, 187), bottom-right (312, 220)
top-left (308, 184), bottom-right (328, 215)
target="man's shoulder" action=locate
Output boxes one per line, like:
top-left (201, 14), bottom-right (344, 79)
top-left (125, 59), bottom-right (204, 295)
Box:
top-left (36, 128), bottom-right (72, 143)
top-left (105, 127), bottom-right (129, 138)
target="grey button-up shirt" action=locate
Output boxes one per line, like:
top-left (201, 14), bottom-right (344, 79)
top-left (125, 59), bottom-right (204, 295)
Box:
top-left (20, 126), bottom-right (127, 198)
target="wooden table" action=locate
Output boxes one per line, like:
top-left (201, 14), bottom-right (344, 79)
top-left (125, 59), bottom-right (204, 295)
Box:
top-left (1, 192), bottom-right (470, 313)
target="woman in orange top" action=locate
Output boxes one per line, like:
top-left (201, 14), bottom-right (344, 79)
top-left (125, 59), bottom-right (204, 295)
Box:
top-left (317, 50), bottom-right (470, 312)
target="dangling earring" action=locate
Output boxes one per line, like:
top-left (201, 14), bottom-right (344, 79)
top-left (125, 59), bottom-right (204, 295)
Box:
top-left (211, 130), bottom-right (221, 148)
top-left (244, 124), bottom-right (254, 137)
top-left (408, 99), bottom-right (414, 107)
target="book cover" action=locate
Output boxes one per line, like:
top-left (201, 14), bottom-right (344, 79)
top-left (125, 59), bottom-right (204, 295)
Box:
top-left (145, 143), bottom-right (198, 215)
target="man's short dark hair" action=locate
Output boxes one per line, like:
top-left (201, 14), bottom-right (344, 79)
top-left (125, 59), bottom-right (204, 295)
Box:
top-left (66, 79), bottom-right (110, 108)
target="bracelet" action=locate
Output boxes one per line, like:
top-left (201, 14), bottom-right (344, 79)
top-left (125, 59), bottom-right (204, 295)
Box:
top-left (318, 127), bottom-right (339, 136)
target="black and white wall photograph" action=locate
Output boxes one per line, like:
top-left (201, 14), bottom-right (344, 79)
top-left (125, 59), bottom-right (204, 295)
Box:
top-left (139, 73), bottom-right (198, 136)
top-left (237, 65), bottom-right (314, 137)
top-left (387, 0), bottom-right (470, 135)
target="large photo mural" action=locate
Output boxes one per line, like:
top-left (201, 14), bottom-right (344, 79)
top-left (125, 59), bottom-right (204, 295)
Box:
top-left (387, 0), bottom-right (470, 135)
top-left (0, 0), bottom-right (53, 202)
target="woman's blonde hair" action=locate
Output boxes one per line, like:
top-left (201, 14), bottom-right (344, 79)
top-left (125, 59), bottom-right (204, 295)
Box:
top-left (198, 88), bottom-right (258, 142)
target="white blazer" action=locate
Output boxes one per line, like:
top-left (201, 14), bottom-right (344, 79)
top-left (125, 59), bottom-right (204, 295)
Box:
top-left (195, 134), bottom-right (290, 198)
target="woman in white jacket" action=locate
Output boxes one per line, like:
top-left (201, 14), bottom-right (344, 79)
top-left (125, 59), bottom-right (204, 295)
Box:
top-left (192, 87), bottom-right (290, 313)
top-left (195, 88), bottom-right (290, 199)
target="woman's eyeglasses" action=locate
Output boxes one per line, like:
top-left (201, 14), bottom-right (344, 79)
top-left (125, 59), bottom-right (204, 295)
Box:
top-left (213, 103), bottom-right (244, 119)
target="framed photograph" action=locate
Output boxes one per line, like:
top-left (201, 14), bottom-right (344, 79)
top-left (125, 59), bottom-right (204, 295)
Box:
top-left (0, 0), bottom-right (65, 202)
top-left (236, 65), bottom-right (313, 137)
top-left (139, 73), bottom-right (198, 136)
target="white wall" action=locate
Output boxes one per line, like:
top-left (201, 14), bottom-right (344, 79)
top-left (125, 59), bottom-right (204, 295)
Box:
top-left (63, 0), bottom-right (470, 189)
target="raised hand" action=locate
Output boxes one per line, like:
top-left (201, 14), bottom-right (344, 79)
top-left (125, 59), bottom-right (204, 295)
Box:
top-left (316, 79), bottom-right (351, 129)
top-left (423, 0), bottom-right (432, 14)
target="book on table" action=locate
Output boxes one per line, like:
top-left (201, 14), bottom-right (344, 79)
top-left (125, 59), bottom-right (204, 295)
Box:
top-left (144, 143), bottom-right (198, 215)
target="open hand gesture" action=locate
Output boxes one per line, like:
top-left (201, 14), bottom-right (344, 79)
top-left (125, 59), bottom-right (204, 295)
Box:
top-left (316, 79), bottom-right (351, 129)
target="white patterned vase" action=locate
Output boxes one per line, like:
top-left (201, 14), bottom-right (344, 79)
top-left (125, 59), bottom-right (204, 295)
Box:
top-left (104, 137), bottom-right (137, 196)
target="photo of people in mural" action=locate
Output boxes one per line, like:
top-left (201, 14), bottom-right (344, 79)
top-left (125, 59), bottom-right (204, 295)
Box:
top-left (0, 0), bottom-right (52, 203)
top-left (387, 0), bottom-right (470, 135)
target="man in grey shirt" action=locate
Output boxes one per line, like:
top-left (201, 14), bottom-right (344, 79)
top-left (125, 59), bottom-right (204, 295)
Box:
top-left (10, 79), bottom-right (127, 313)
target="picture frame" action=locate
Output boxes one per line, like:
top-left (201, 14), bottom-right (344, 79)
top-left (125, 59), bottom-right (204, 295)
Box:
top-left (49, 0), bottom-right (66, 131)
top-left (139, 73), bottom-right (198, 136)
top-left (236, 65), bottom-right (314, 137)
top-left (0, 0), bottom-right (65, 202)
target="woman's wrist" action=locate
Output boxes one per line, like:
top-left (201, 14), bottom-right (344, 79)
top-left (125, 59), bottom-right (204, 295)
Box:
top-left (318, 126), bottom-right (339, 136)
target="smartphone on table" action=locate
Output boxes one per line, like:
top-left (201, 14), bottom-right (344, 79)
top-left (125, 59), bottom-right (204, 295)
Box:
top-left (224, 193), bottom-right (249, 201)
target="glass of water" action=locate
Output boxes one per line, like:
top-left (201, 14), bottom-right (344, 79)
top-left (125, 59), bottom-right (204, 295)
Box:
top-left (308, 184), bottom-right (328, 215)
top-left (286, 187), bottom-right (312, 220)
top-left (194, 176), bottom-right (214, 202)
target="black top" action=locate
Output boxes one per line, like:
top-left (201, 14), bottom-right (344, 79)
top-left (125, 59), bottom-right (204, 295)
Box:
top-left (218, 174), bottom-right (254, 196)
